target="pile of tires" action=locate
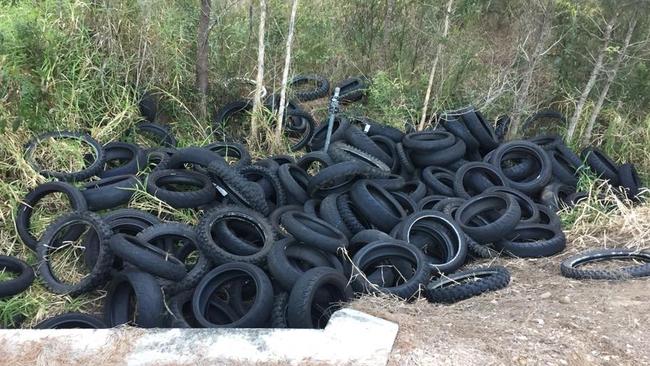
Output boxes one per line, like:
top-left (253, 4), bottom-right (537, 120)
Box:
top-left (5, 98), bottom-right (646, 330)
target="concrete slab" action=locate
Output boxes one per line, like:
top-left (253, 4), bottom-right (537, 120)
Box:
top-left (0, 308), bottom-right (398, 366)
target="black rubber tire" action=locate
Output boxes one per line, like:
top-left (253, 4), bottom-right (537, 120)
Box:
top-left (269, 205), bottom-right (303, 237)
top-left (440, 116), bottom-right (480, 154)
top-left (82, 174), bottom-right (139, 211)
top-left (335, 76), bottom-right (368, 104)
top-left (499, 156), bottom-right (537, 182)
top-left (496, 223), bottom-right (566, 257)
top-left (374, 174), bottom-right (406, 191)
top-left (34, 312), bottom-right (107, 329)
top-left (370, 135), bottom-right (399, 172)
top-left (196, 205), bottom-right (274, 265)
top-left (494, 115), bottom-right (511, 142)
top-left (285, 109), bottom-right (316, 152)
top-left (432, 197), bottom-right (467, 213)
top-left (16, 181), bottom-right (88, 251)
top-left (146, 169), bottom-right (216, 208)
top-left (278, 163), bottom-right (310, 204)
top-left (296, 151), bottom-right (334, 173)
top-left (581, 147), bottom-right (620, 185)
top-left (539, 182), bottom-right (576, 212)
top-left (425, 266), bottom-right (510, 303)
top-left (421, 166), bottom-right (455, 196)
top-left (360, 117), bottom-right (404, 142)
top-left (267, 238), bottom-right (343, 291)
top-left (549, 149), bottom-right (579, 186)
top-left (348, 229), bottom-right (393, 256)
top-left (395, 210), bottom-right (468, 274)
top-left (109, 234), bottom-right (187, 281)
top-left (402, 131), bottom-right (455, 151)
top-left (455, 192), bottom-right (521, 244)
top-left (281, 211), bottom-right (348, 253)
top-left (83, 208), bottom-right (161, 269)
top-left (104, 269), bottom-right (165, 328)
top-left (307, 161), bottom-right (389, 197)
top-left (270, 292), bottom-right (289, 328)
top-left (204, 142), bottom-right (252, 170)
top-left (137, 122), bottom-right (177, 147)
top-left (344, 125), bottom-right (392, 165)
top-left (618, 163), bottom-right (641, 200)
top-left (303, 198), bottom-right (321, 217)
top-left (484, 186), bottom-right (540, 224)
top-left (36, 211), bottom-right (113, 296)
top-left (192, 263), bottom-right (273, 328)
top-left (458, 109), bottom-right (498, 151)
top-left (318, 193), bottom-right (353, 238)
top-left (535, 203), bottom-right (563, 231)
top-left (391, 192), bottom-right (418, 215)
top-left (290, 74), bottom-right (330, 101)
top-left (144, 147), bottom-right (174, 172)
top-left (489, 140), bottom-right (553, 194)
top-left (566, 191), bottom-right (589, 206)
top-left (239, 164), bottom-right (287, 209)
top-left (409, 138), bottom-right (466, 167)
top-left (466, 236), bottom-right (501, 259)
top-left (136, 223), bottom-right (212, 295)
top-left (287, 267), bottom-right (352, 329)
top-left (207, 161), bottom-right (270, 215)
top-left (212, 99), bottom-right (252, 136)
top-left (328, 141), bottom-right (391, 173)
top-left (337, 193), bottom-right (372, 235)
top-left (139, 90), bottom-right (159, 123)
top-left (271, 155), bottom-right (296, 165)
top-left (555, 142), bottom-right (583, 168)
top-left (99, 142), bottom-right (147, 178)
top-left (402, 180), bottom-right (428, 202)
top-left (395, 142), bottom-right (415, 175)
top-left (352, 239), bottom-right (430, 299)
top-left (167, 147), bottom-right (226, 170)
top-left (527, 134), bottom-right (562, 151)
top-left (168, 290), bottom-right (200, 328)
top-left (24, 131), bottom-right (106, 182)
top-left (349, 180), bottom-right (405, 232)
top-left (309, 116), bottom-right (350, 151)
top-left (560, 248), bottom-right (650, 280)
top-left (0, 256), bottom-right (35, 298)
top-left (453, 162), bottom-right (507, 199)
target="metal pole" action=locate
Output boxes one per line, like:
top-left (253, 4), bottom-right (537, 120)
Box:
top-left (323, 87), bottom-right (340, 152)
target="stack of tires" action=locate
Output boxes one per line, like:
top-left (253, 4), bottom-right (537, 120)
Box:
top-left (5, 97), bottom-right (645, 330)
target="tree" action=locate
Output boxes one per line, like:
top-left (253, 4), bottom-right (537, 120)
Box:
top-left (508, 0), bottom-right (556, 139)
top-left (250, 0), bottom-right (267, 148)
top-left (418, 0), bottom-right (454, 131)
top-left (582, 16), bottom-right (637, 145)
top-left (274, 0), bottom-right (299, 149)
top-left (566, 12), bottom-right (617, 142)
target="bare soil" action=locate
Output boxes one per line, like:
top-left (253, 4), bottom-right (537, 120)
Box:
top-left (352, 256), bottom-right (650, 366)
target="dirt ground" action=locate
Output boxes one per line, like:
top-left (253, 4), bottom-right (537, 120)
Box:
top-left (352, 255), bottom-right (650, 366)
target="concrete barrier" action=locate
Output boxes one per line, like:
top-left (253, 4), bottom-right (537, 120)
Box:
top-left (0, 308), bottom-right (398, 365)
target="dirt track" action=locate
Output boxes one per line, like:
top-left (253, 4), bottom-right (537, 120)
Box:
top-left (353, 256), bottom-right (650, 366)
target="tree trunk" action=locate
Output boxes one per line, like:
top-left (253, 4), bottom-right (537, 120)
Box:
top-left (274, 0), bottom-right (299, 148)
top-left (196, 0), bottom-right (211, 121)
top-left (418, 0), bottom-right (453, 131)
top-left (250, 0), bottom-right (267, 147)
top-left (566, 15), bottom-right (616, 142)
top-left (508, 2), bottom-right (554, 139)
top-left (582, 18), bottom-right (637, 145)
